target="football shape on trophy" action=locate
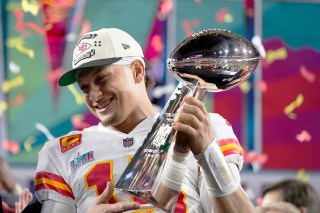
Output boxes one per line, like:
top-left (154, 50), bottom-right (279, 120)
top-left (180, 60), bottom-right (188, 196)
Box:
top-left (167, 29), bottom-right (260, 91)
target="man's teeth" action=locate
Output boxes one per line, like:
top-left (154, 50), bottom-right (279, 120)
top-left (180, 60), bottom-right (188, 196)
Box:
top-left (97, 98), bottom-right (112, 109)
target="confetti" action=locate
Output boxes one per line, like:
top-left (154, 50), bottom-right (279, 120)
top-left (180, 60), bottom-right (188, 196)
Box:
top-left (297, 169), bottom-right (310, 182)
top-left (79, 20), bottom-right (91, 37)
top-left (2, 75), bottom-right (25, 93)
top-left (254, 80), bottom-right (267, 92)
top-left (216, 8), bottom-right (228, 24)
top-left (300, 65), bottom-right (316, 83)
top-left (159, 0), bottom-right (173, 18)
top-left (284, 93), bottom-right (304, 116)
top-left (0, 101), bottom-right (8, 115)
top-left (266, 47), bottom-right (287, 64)
top-left (35, 123), bottom-right (54, 140)
top-left (296, 130), bottom-right (311, 143)
top-left (71, 114), bottom-right (90, 130)
top-left (151, 35), bottom-right (163, 53)
top-left (68, 84), bottom-right (84, 105)
top-left (239, 80), bottom-right (251, 94)
top-left (252, 35), bottom-right (266, 58)
top-left (13, 9), bottom-right (25, 32)
top-left (152, 83), bottom-right (175, 98)
top-left (47, 67), bottom-right (64, 83)
top-left (2, 140), bottom-right (20, 154)
top-left (23, 136), bottom-right (36, 152)
top-left (7, 37), bottom-right (35, 58)
top-left (21, 0), bottom-right (40, 16)
top-left (26, 22), bottom-right (46, 35)
top-left (244, 150), bottom-right (268, 173)
top-left (182, 19), bottom-right (200, 37)
top-left (8, 61), bottom-right (21, 73)
top-left (8, 93), bottom-right (25, 107)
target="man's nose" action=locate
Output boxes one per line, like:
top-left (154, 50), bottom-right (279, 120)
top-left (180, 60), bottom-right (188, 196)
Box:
top-left (88, 85), bottom-right (102, 101)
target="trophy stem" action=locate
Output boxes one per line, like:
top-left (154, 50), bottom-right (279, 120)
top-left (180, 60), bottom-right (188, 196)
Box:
top-left (115, 81), bottom-right (208, 212)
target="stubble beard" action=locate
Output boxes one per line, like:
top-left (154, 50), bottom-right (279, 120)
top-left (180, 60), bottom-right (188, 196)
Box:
top-left (101, 111), bottom-right (121, 128)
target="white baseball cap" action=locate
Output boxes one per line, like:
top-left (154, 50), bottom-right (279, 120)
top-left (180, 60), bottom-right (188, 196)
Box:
top-left (59, 28), bottom-right (145, 86)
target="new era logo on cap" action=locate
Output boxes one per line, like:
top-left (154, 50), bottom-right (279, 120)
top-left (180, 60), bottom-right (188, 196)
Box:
top-left (58, 28), bottom-right (145, 86)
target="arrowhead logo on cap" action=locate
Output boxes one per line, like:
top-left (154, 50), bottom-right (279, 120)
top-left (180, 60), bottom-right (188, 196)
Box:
top-left (122, 43), bottom-right (130, 50)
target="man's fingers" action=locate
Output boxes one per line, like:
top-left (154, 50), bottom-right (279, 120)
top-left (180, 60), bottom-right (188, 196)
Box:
top-left (111, 202), bottom-right (141, 212)
top-left (94, 181), bottom-right (113, 205)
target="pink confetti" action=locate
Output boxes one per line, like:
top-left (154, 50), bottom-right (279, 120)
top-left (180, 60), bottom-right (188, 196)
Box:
top-left (79, 20), bottom-right (91, 37)
top-left (47, 67), bottom-right (64, 83)
top-left (296, 130), bottom-right (312, 142)
top-left (300, 65), bottom-right (316, 83)
top-left (14, 9), bottom-right (25, 32)
top-left (254, 80), bottom-right (267, 92)
top-left (159, 0), bottom-right (173, 17)
top-left (8, 93), bottom-right (25, 107)
top-left (71, 115), bottom-right (90, 130)
top-left (26, 22), bottom-right (46, 35)
top-left (2, 140), bottom-right (20, 154)
top-left (151, 35), bottom-right (163, 53)
top-left (244, 150), bottom-right (268, 164)
top-left (216, 8), bottom-right (228, 24)
top-left (182, 19), bottom-right (200, 37)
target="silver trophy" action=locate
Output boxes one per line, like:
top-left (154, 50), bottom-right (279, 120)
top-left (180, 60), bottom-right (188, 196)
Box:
top-left (115, 29), bottom-right (260, 212)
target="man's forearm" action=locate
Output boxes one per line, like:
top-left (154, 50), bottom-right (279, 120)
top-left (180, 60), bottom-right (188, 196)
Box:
top-left (211, 186), bottom-right (255, 213)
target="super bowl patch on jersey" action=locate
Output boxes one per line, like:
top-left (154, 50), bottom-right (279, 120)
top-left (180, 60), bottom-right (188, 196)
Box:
top-left (69, 151), bottom-right (94, 173)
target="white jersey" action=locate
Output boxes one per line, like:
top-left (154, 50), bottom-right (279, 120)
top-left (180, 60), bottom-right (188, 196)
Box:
top-left (34, 113), bottom-right (244, 213)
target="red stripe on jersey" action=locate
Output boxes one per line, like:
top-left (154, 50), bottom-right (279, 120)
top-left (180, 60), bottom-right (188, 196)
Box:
top-left (34, 172), bottom-right (75, 200)
top-left (217, 138), bottom-right (244, 157)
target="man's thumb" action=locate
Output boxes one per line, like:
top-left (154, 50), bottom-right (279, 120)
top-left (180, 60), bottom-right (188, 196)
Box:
top-left (95, 181), bottom-right (114, 205)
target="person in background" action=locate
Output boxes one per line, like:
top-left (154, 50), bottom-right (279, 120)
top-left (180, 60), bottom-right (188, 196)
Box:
top-left (261, 179), bottom-right (319, 213)
top-left (33, 27), bottom-right (255, 212)
top-left (256, 201), bottom-right (301, 213)
top-left (14, 188), bottom-right (33, 213)
top-left (0, 157), bottom-right (22, 210)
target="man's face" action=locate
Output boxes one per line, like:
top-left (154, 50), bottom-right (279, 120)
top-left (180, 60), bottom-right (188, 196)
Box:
top-left (77, 63), bottom-right (140, 130)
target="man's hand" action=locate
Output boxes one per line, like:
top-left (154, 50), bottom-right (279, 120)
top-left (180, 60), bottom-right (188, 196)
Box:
top-left (88, 182), bottom-right (141, 213)
top-left (173, 96), bottom-right (213, 155)
top-left (15, 188), bottom-right (33, 213)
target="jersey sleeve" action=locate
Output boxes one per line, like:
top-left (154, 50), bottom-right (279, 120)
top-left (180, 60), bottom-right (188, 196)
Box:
top-left (209, 113), bottom-right (244, 171)
top-left (34, 138), bottom-right (76, 209)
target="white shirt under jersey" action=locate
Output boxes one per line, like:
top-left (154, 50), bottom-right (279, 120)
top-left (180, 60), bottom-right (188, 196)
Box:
top-left (34, 113), bottom-right (244, 213)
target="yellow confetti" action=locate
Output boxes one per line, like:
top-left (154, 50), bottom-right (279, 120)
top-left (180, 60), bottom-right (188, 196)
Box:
top-left (21, 0), bottom-right (40, 16)
top-left (284, 93), bottom-right (304, 115)
top-left (239, 80), bottom-right (251, 94)
top-left (23, 136), bottom-right (36, 153)
top-left (6, 37), bottom-right (35, 59)
top-left (0, 101), bottom-right (8, 115)
top-left (68, 85), bottom-right (84, 105)
top-left (297, 169), bottom-right (310, 182)
top-left (2, 75), bottom-right (25, 93)
top-left (224, 14), bottom-right (233, 23)
top-left (266, 47), bottom-right (287, 64)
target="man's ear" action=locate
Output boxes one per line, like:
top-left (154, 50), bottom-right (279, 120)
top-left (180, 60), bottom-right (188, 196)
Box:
top-left (131, 60), bottom-right (145, 83)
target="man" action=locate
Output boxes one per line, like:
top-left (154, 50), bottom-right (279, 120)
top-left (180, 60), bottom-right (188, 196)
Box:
top-left (256, 201), bottom-right (300, 213)
top-left (261, 179), bottom-right (320, 213)
top-left (34, 28), bottom-right (255, 212)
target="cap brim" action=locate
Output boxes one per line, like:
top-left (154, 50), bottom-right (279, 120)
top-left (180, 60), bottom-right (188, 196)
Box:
top-left (58, 58), bottom-right (122, 86)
